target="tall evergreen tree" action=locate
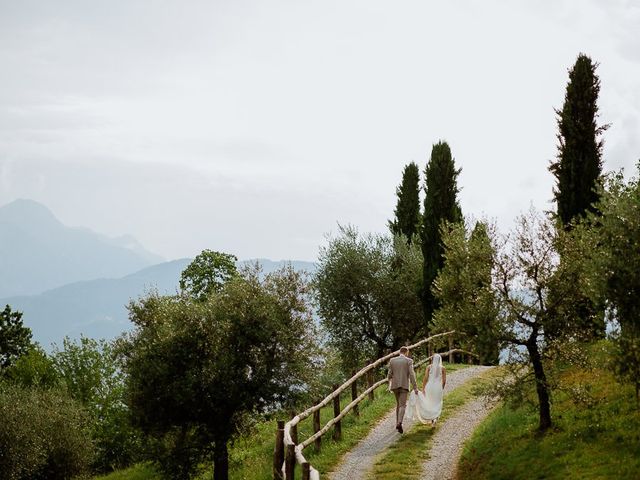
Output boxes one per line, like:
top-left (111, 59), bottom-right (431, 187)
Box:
top-left (549, 54), bottom-right (608, 339)
top-left (389, 162), bottom-right (421, 243)
top-left (421, 141), bottom-right (462, 329)
top-left (550, 53), bottom-right (608, 227)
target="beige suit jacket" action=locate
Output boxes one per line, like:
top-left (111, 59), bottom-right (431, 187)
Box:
top-left (387, 354), bottom-right (418, 391)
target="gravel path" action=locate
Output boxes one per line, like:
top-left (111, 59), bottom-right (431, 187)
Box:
top-left (419, 393), bottom-right (496, 480)
top-left (327, 366), bottom-right (492, 480)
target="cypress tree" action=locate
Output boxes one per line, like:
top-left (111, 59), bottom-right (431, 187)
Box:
top-left (550, 53), bottom-right (608, 227)
top-left (389, 162), bottom-right (421, 242)
top-left (421, 141), bottom-right (462, 329)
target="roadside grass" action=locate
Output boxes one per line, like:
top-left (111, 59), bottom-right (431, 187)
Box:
top-left (95, 362), bottom-right (468, 480)
top-left (457, 353), bottom-right (640, 479)
top-left (93, 463), bottom-right (157, 480)
top-left (369, 367), bottom-right (499, 480)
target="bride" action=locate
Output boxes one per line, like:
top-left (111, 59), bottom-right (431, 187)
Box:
top-left (407, 353), bottom-right (447, 426)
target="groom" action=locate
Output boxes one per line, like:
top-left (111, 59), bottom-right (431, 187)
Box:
top-left (387, 346), bottom-right (418, 434)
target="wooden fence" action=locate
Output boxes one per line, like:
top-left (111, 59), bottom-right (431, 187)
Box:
top-left (273, 331), bottom-right (480, 479)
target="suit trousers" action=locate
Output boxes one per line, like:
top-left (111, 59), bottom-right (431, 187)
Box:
top-left (393, 388), bottom-right (409, 426)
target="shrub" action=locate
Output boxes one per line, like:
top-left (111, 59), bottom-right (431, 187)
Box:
top-left (0, 384), bottom-right (94, 480)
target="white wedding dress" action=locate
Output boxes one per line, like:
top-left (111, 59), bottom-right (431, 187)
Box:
top-left (407, 354), bottom-right (444, 423)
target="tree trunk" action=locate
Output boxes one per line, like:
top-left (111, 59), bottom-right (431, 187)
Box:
top-left (214, 439), bottom-right (229, 480)
top-left (527, 342), bottom-right (552, 432)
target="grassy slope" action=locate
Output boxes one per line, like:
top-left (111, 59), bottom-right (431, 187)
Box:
top-left (95, 363), bottom-right (469, 480)
top-left (457, 355), bottom-right (640, 479)
top-left (369, 366), bottom-right (498, 480)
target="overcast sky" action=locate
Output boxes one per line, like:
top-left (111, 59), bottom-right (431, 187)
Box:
top-left (1, 0), bottom-right (639, 262)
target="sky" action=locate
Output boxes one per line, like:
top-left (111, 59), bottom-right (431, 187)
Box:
top-left (1, 0), bottom-right (639, 262)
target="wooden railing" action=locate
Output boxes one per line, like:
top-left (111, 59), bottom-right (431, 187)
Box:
top-left (273, 331), bottom-right (480, 479)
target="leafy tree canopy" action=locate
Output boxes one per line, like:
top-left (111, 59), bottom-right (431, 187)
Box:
top-left (0, 305), bottom-right (32, 370)
top-left (433, 220), bottom-right (501, 365)
top-left (179, 250), bottom-right (238, 301)
top-left (315, 225), bottom-right (425, 371)
top-left (121, 265), bottom-right (318, 480)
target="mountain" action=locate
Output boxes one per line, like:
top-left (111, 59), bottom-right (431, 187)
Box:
top-left (0, 199), bottom-right (163, 297)
top-left (2, 258), bottom-right (316, 349)
top-left (2, 259), bottom-right (190, 349)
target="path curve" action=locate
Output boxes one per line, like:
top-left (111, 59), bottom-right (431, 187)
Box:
top-left (419, 394), bottom-right (496, 480)
top-left (327, 365), bottom-right (492, 480)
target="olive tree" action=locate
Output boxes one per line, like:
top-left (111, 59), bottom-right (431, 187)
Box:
top-left (121, 265), bottom-right (318, 480)
top-left (314, 225), bottom-right (424, 371)
top-left (565, 164), bottom-right (640, 399)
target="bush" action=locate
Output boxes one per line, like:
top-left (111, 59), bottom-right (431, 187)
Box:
top-left (0, 384), bottom-right (94, 480)
top-left (52, 336), bottom-right (141, 472)
top-left (2, 346), bottom-right (60, 389)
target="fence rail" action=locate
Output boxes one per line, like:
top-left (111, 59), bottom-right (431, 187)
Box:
top-left (274, 331), bottom-right (480, 479)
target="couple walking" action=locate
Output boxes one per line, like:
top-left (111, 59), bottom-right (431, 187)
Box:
top-left (387, 346), bottom-right (447, 434)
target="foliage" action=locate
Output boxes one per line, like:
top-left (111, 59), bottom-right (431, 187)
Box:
top-left (565, 164), bottom-right (640, 398)
top-left (179, 250), bottom-right (238, 301)
top-left (52, 336), bottom-right (140, 472)
top-left (0, 304), bottom-right (33, 370)
top-left (549, 53), bottom-right (608, 227)
top-left (421, 141), bottom-right (463, 329)
top-left (121, 265), bottom-right (318, 480)
top-left (389, 162), bottom-right (421, 242)
top-left (2, 345), bottom-right (59, 389)
top-left (314, 225), bottom-right (424, 371)
top-left (432, 221), bottom-right (501, 365)
top-left (461, 209), bottom-right (588, 431)
top-left (0, 384), bottom-right (94, 480)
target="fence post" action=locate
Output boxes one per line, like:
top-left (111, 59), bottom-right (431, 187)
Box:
top-left (289, 411), bottom-right (298, 445)
top-left (302, 462), bottom-right (310, 480)
top-left (367, 360), bottom-right (375, 401)
top-left (313, 407), bottom-right (321, 452)
top-left (428, 341), bottom-right (433, 358)
top-left (448, 336), bottom-right (455, 364)
top-left (273, 420), bottom-right (285, 480)
top-left (332, 383), bottom-right (342, 441)
top-left (351, 370), bottom-right (359, 417)
top-left (285, 444), bottom-right (296, 480)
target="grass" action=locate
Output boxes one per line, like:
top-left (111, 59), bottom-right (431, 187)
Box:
top-left (93, 463), bottom-right (157, 480)
top-left (369, 366), bottom-right (499, 480)
top-left (457, 354), bottom-right (640, 479)
top-left (94, 363), bottom-right (469, 480)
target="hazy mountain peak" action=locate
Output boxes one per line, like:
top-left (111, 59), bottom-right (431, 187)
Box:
top-left (0, 198), bottom-right (164, 297)
top-left (0, 198), bottom-right (60, 227)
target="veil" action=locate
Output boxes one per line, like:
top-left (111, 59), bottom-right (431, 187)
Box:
top-left (407, 353), bottom-right (444, 423)
top-left (428, 353), bottom-right (442, 382)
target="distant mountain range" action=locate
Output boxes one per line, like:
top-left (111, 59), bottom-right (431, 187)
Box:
top-left (3, 258), bottom-right (316, 349)
top-left (0, 199), bottom-right (316, 348)
top-left (0, 199), bottom-right (163, 297)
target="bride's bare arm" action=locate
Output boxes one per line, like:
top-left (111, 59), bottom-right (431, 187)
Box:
top-left (442, 367), bottom-right (447, 389)
top-left (422, 365), bottom-right (429, 391)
